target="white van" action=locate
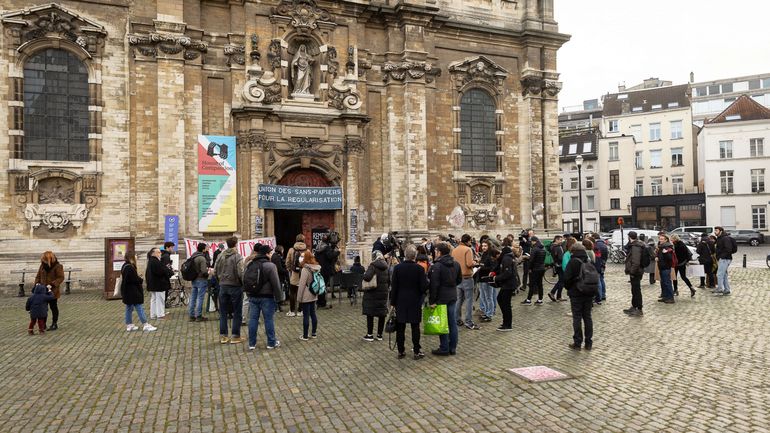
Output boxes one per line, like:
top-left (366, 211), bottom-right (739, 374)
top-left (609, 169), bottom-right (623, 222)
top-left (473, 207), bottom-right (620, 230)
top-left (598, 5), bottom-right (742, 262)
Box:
top-left (610, 228), bottom-right (660, 248)
top-left (670, 226), bottom-right (715, 236)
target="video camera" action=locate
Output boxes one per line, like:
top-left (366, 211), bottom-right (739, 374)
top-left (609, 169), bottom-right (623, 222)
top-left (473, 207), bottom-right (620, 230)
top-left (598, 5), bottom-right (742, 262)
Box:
top-left (207, 141), bottom-right (229, 160)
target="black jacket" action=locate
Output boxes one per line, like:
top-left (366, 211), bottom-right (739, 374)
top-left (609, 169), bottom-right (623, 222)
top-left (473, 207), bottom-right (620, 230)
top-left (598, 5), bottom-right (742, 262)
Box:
top-left (564, 249), bottom-right (592, 299)
top-left (160, 250), bottom-right (173, 269)
top-left (428, 254), bottom-right (461, 305)
top-left (528, 243), bottom-right (546, 272)
top-left (247, 255), bottom-right (283, 300)
top-left (716, 234), bottom-right (737, 260)
top-left (477, 251), bottom-right (497, 280)
top-left (390, 260), bottom-right (428, 323)
top-left (318, 244), bottom-right (340, 279)
top-left (550, 243), bottom-right (564, 267)
top-left (363, 258), bottom-right (390, 317)
top-left (121, 262), bottom-right (145, 305)
top-left (494, 252), bottom-right (518, 291)
top-left (657, 242), bottom-right (675, 270)
top-left (271, 252), bottom-right (289, 284)
top-left (673, 240), bottom-right (691, 268)
top-left (26, 284), bottom-right (55, 319)
top-left (696, 241), bottom-right (715, 265)
top-left (624, 240), bottom-right (646, 276)
top-left (145, 255), bottom-right (173, 292)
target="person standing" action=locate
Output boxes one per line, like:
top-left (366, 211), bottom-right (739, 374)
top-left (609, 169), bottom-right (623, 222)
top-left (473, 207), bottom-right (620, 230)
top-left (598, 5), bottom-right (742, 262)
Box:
top-left (592, 234), bottom-right (609, 304)
top-left (26, 284), bottom-right (55, 335)
top-left (390, 245), bottom-right (428, 359)
top-left (657, 234), bottom-right (676, 304)
top-left (521, 236), bottom-right (546, 305)
top-left (296, 251), bottom-right (320, 341)
top-left (188, 243), bottom-right (211, 322)
top-left (317, 236), bottom-right (340, 308)
top-left (477, 241), bottom-right (498, 322)
top-left (671, 234), bottom-right (695, 297)
top-left (243, 244), bottom-right (282, 350)
top-left (696, 234), bottom-right (715, 288)
top-left (547, 235), bottom-right (565, 302)
top-left (714, 226), bottom-right (737, 296)
top-left (146, 247), bottom-right (172, 320)
top-left (564, 243), bottom-right (594, 350)
top-left (271, 245), bottom-right (290, 311)
top-left (519, 229), bottom-right (532, 292)
top-left (493, 244), bottom-right (519, 331)
top-left (362, 250), bottom-right (390, 341)
top-left (213, 237), bottom-right (244, 344)
top-left (451, 234), bottom-right (479, 329)
top-left (120, 251), bottom-right (157, 332)
top-left (160, 242), bottom-right (175, 301)
top-left (34, 251), bottom-right (64, 331)
top-left (623, 232), bottom-right (647, 316)
top-left (285, 234), bottom-right (307, 317)
top-left (429, 243), bottom-right (461, 356)
top-left (638, 234), bottom-right (656, 284)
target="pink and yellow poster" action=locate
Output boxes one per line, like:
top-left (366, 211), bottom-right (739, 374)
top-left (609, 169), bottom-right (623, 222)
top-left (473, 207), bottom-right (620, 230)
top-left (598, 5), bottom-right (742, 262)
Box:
top-left (198, 135), bottom-right (237, 232)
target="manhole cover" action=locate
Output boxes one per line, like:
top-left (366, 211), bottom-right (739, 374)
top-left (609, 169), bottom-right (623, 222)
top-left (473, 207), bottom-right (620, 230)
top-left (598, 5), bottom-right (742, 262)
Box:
top-left (508, 366), bottom-right (571, 382)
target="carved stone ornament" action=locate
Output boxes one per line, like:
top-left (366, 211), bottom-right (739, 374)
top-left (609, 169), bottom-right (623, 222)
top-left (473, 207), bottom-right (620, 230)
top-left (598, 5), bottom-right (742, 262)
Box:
top-left (272, 0), bottom-right (333, 34)
top-left (1, 4), bottom-right (107, 54)
top-left (344, 136), bottom-right (365, 154)
top-left (262, 137), bottom-right (341, 166)
top-left (327, 80), bottom-right (362, 110)
top-left (449, 56), bottom-right (509, 94)
top-left (242, 70), bottom-right (282, 104)
top-left (225, 44), bottom-right (246, 66)
top-left (240, 131), bottom-right (268, 150)
top-left (268, 39), bottom-right (282, 70)
top-left (128, 33), bottom-right (208, 60)
top-left (250, 34), bottom-right (261, 63)
top-left (327, 46), bottom-right (339, 77)
top-left (382, 61), bottom-right (442, 83)
top-left (25, 204), bottom-right (89, 231)
top-left (543, 79), bottom-right (562, 97)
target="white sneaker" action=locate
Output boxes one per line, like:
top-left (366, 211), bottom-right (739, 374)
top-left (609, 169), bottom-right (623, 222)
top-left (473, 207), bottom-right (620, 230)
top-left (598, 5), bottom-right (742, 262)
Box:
top-left (297, 311), bottom-right (303, 317)
top-left (126, 324), bottom-right (138, 332)
top-left (286, 312), bottom-right (296, 317)
top-left (143, 324), bottom-right (157, 332)
top-left (248, 346), bottom-right (256, 351)
top-left (267, 340), bottom-right (281, 349)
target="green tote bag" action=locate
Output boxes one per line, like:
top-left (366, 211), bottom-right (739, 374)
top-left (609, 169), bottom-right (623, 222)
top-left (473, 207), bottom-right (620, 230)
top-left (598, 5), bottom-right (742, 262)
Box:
top-left (422, 305), bottom-right (449, 335)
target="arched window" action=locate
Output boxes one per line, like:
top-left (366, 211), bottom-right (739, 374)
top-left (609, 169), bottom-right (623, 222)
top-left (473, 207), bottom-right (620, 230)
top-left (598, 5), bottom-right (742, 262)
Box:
top-left (460, 89), bottom-right (496, 172)
top-left (24, 49), bottom-right (89, 161)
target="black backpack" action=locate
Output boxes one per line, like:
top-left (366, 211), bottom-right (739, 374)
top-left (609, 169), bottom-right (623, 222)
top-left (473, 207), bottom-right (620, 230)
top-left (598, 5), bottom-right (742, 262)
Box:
top-left (180, 254), bottom-right (200, 281)
top-left (292, 250), bottom-right (303, 273)
top-left (242, 260), bottom-right (263, 295)
top-left (576, 259), bottom-right (600, 296)
top-left (639, 245), bottom-right (652, 270)
top-left (730, 237), bottom-right (738, 254)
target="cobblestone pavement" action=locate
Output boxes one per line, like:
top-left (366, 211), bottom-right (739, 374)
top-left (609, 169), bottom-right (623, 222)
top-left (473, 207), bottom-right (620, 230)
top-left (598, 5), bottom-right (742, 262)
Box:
top-left (2, 264), bottom-right (770, 432)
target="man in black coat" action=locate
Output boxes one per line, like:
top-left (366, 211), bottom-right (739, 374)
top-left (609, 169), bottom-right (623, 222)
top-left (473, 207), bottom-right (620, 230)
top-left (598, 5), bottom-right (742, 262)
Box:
top-left (714, 226), bottom-right (737, 296)
top-left (522, 236), bottom-right (546, 305)
top-left (493, 246), bottom-right (519, 331)
top-left (390, 245), bottom-right (428, 360)
top-left (547, 235), bottom-right (565, 302)
top-left (428, 243), bottom-right (461, 356)
top-left (696, 234), bottom-right (715, 288)
top-left (563, 243), bottom-right (593, 350)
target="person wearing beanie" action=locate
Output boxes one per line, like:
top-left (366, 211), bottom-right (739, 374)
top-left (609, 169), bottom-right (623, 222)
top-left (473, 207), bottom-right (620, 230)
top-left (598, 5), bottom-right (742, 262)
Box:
top-left (623, 231), bottom-right (647, 316)
top-left (242, 243), bottom-right (283, 350)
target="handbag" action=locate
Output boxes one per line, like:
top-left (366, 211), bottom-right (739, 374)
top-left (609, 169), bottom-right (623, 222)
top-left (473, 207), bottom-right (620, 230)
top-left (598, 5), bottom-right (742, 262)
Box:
top-left (362, 273), bottom-right (377, 291)
top-left (384, 310), bottom-right (397, 334)
top-left (422, 305), bottom-right (449, 335)
top-left (112, 276), bottom-right (122, 298)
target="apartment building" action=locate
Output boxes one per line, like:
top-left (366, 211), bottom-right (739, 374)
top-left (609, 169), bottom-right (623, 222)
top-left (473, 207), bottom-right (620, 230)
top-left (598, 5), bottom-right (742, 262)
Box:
top-left (691, 73), bottom-right (770, 126)
top-left (559, 130), bottom-right (599, 233)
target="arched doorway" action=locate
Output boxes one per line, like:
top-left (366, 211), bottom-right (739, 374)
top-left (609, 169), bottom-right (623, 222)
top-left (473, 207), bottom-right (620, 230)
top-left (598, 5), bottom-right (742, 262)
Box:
top-left (273, 169), bottom-right (336, 251)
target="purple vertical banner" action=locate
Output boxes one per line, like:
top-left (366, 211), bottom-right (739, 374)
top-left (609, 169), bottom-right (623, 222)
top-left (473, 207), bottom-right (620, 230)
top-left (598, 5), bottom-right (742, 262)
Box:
top-left (164, 215), bottom-right (179, 248)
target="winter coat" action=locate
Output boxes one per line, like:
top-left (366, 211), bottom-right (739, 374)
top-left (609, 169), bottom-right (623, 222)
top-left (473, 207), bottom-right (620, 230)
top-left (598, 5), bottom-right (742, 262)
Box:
top-left (160, 250), bottom-right (173, 269)
top-left (593, 239), bottom-right (609, 272)
top-left (624, 240), bottom-right (647, 277)
top-left (286, 242), bottom-right (308, 286)
top-left (716, 233), bottom-right (737, 260)
top-left (550, 243), bottom-right (565, 267)
top-left (34, 261), bottom-right (65, 299)
top-left (673, 240), bottom-right (691, 268)
top-left (26, 284), bottom-right (55, 319)
top-left (350, 263), bottom-right (366, 275)
top-left (214, 248), bottom-right (243, 287)
top-left (190, 252), bottom-right (209, 281)
top-left (697, 241), bottom-right (715, 265)
top-left (451, 243), bottom-right (476, 278)
top-left (121, 262), bottom-right (144, 305)
top-left (477, 251), bottom-right (497, 280)
top-left (528, 243), bottom-right (546, 272)
top-left (271, 252), bottom-right (289, 284)
top-left (657, 242), bottom-right (675, 270)
top-left (390, 260), bottom-right (428, 323)
top-left (564, 248), bottom-right (593, 299)
top-left (372, 239), bottom-right (393, 256)
top-left (145, 255), bottom-right (173, 292)
top-left (428, 254), bottom-right (461, 305)
top-left (494, 252), bottom-right (519, 291)
top-left (362, 258), bottom-right (390, 317)
top-left (318, 244), bottom-right (340, 280)
top-left (243, 255), bottom-right (282, 301)
top-left (296, 263), bottom-right (321, 304)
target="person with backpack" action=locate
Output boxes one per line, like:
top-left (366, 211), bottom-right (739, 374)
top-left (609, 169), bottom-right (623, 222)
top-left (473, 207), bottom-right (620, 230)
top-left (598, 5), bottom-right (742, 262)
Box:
top-left (656, 233), bottom-right (676, 304)
top-left (296, 251), bottom-right (321, 341)
top-left (592, 233), bottom-right (609, 304)
top-left (714, 226), bottom-right (737, 296)
top-left (696, 234), bottom-right (716, 289)
top-left (623, 232), bottom-right (648, 317)
top-left (671, 234), bottom-right (695, 297)
top-left (547, 235), bottom-right (565, 302)
top-left (213, 237), bottom-right (244, 344)
top-left (362, 250), bottom-right (391, 341)
top-left (285, 234), bottom-right (307, 317)
top-left (184, 243), bottom-right (211, 322)
top-left (563, 242), bottom-right (597, 350)
top-left (242, 244), bottom-right (282, 350)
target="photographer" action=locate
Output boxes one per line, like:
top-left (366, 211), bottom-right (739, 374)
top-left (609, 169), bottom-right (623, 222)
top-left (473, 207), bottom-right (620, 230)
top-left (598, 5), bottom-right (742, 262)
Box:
top-left (373, 233), bottom-right (393, 256)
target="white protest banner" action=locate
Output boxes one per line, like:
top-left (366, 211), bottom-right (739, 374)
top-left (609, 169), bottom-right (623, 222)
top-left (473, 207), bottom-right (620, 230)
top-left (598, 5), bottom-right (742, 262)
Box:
top-left (184, 237), bottom-right (277, 259)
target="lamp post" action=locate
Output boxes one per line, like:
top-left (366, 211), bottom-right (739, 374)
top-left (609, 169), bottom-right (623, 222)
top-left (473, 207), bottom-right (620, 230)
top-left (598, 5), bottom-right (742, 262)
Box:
top-left (575, 154), bottom-right (584, 238)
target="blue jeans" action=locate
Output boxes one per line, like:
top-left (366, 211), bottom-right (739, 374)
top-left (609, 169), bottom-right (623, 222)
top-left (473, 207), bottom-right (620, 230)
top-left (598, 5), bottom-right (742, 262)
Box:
top-left (479, 282), bottom-right (497, 317)
top-left (189, 279), bottom-right (208, 318)
top-left (300, 302), bottom-right (318, 338)
top-left (660, 269), bottom-right (674, 299)
top-left (439, 301), bottom-right (459, 353)
top-left (248, 297), bottom-right (277, 347)
top-left (218, 285), bottom-right (243, 337)
top-left (595, 271), bottom-right (606, 302)
top-left (717, 259), bottom-right (732, 293)
top-left (125, 304), bottom-right (147, 324)
top-left (456, 278), bottom-right (474, 324)
top-left (549, 267), bottom-right (564, 298)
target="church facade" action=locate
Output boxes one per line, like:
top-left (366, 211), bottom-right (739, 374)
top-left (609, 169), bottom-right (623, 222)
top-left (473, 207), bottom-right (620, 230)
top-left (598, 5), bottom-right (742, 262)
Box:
top-left (0, 0), bottom-right (567, 291)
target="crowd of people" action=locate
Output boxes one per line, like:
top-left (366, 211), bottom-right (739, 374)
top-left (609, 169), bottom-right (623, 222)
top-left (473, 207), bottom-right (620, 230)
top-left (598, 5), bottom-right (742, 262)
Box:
top-left (25, 227), bottom-right (740, 357)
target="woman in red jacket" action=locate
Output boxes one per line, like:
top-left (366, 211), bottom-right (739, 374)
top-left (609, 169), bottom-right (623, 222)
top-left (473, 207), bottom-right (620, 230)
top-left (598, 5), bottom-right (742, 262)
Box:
top-left (34, 251), bottom-right (64, 331)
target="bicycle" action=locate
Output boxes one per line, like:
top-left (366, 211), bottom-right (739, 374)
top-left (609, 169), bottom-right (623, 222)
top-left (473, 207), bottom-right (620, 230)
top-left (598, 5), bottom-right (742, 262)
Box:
top-left (166, 273), bottom-right (189, 308)
top-left (542, 263), bottom-right (558, 285)
top-left (609, 244), bottom-right (627, 264)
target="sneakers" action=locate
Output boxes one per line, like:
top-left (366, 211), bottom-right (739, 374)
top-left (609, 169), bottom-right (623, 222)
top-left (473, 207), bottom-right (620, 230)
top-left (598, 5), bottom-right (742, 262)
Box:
top-left (229, 336), bottom-right (244, 344)
top-left (220, 336), bottom-right (230, 344)
top-left (126, 324), bottom-right (139, 332)
top-left (568, 343), bottom-right (581, 351)
top-left (189, 316), bottom-right (196, 322)
top-left (376, 335), bottom-right (383, 341)
top-left (297, 311), bottom-right (303, 316)
top-left (622, 307), bottom-right (635, 314)
top-left (627, 308), bottom-right (644, 317)
top-left (299, 335), bottom-right (309, 341)
top-left (196, 316), bottom-right (208, 322)
top-left (496, 326), bottom-right (513, 332)
top-left (363, 334), bottom-right (375, 342)
top-left (521, 299), bottom-right (532, 305)
top-left (430, 349), bottom-right (450, 357)
top-left (398, 352), bottom-right (406, 359)
top-left (142, 323), bottom-right (157, 332)
top-left (480, 316), bottom-right (493, 322)
top-left (465, 323), bottom-right (481, 330)
top-left (248, 345), bottom-right (256, 350)
top-left (535, 300), bottom-right (543, 306)
top-left (456, 320), bottom-right (465, 327)
top-left (266, 340), bottom-right (281, 350)
top-left (286, 312), bottom-right (297, 317)
top-left (311, 334), bottom-right (317, 339)
top-left (413, 352), bottom-right (425, 360)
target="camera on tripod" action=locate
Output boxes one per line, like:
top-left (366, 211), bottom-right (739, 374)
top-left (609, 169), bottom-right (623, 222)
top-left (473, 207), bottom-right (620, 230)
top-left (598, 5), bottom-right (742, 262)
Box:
top-left (207, 141), bottom-right (229, 160)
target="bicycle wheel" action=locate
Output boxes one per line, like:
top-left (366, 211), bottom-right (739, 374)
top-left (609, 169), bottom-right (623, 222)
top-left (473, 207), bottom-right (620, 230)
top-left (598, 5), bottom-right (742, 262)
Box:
top-left (181, 288), bottom-right (190, 306)
top-left (543, 266), bottom-right (555, 285)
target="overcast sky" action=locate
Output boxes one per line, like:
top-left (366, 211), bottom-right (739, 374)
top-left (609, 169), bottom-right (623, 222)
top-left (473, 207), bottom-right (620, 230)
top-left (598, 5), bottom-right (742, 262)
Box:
top-left (554, 0), bottom-right (770, 111)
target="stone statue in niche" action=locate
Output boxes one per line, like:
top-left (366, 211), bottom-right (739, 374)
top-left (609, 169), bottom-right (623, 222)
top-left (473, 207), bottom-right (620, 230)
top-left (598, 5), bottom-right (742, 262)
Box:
top-left (38, 179), bottom-right (75, 204)
top-left (291, 44), bottom-right (313, 96)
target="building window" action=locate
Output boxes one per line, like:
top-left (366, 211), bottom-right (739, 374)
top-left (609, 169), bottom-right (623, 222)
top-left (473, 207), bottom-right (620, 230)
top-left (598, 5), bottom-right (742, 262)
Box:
top-left (635, 178), bottom-right (644, 196)
top-left (751, 138), bottom-right (764, 157)
top-left (609, 170), bottom-right (620, 189)
top-left (609, 142), bottom-right (619, 161)
top-left (630, 124), bottom-right (642, 143)
top-left (672, 176), bottom-right (684, 194)
top-left (23, 48), bottom-right (90, 161)
top-left (460, 89), bottom-right (497, 172)
top-left (610, 198), bottom-right (620, 210)
top-left (670, 120), bottom-right (683, 139)
top-left (753, 206), bottom-right (767, 230)
top-left (635, 151), bottom-right (643, 169)
top-left (558, 144), bottom-right (563, 154)
top-left (671, 147), bottom-right (683, 166)
top-left (719, 140), bottom-right (733, 159)
top-left (568, 143), bottom-right (577, 154)
top-left (582, 142), bottom-right (592, 153)
top-left (752, 169), bottom-right (766, 193)
top-left (570, 177), bottom-right (578, 190)
top-left (651, 177), bottom-right (663, 196)
top-left (720, 170), bottom-right (734, 194)
top-left (650, 150), bottom-right (662, 168)
top-left (608, 120), bottom-right (619, 133)
top-left (586, 195), bottom-right (595, 210)
top-left (571, 196), bottom-right (579, 211)
top-left (649, 123), bottom-right (661, 141)
top-left (586, 176), bottom-right (594, 189)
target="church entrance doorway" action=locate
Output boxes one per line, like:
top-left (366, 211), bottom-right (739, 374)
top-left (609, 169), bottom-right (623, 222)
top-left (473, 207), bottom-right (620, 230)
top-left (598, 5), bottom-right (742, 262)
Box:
top-left (272, 169), bottom-right (336, 252)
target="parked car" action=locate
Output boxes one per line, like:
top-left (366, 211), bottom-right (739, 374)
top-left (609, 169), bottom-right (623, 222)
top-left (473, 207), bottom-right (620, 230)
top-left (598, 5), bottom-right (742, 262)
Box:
top-left (670, 226), bottom-right (715, 237)
top-left (730, 229), bottom-right (765, 246)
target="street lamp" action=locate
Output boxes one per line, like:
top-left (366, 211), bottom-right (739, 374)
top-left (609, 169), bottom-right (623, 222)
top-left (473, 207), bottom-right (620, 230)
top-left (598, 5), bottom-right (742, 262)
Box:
top-left (575, 154), bottom-right (584, 238)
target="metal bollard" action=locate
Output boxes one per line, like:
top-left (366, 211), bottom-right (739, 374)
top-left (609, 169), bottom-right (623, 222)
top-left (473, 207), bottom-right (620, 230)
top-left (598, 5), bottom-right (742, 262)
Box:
top-left (17, 282), bottom-right (25, 297)
top-left (743, 254), bottom-right (747, 268)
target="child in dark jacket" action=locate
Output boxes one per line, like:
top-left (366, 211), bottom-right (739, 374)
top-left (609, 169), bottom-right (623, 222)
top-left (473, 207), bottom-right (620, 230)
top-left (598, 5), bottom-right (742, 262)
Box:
top-left (348, 256), bottom-right (366, 298)
top-left (26, 284), bottom-right (55, 334)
